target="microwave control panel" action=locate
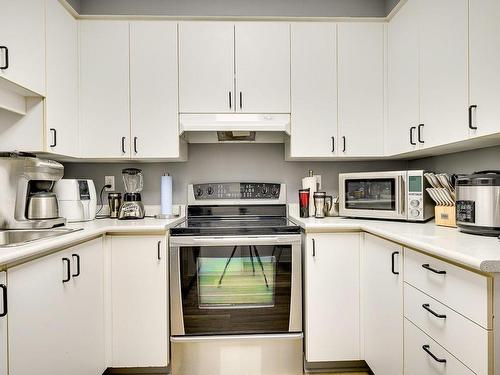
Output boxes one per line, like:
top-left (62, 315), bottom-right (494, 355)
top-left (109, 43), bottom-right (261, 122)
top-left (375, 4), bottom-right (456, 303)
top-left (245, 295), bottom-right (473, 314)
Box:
top-left (407, 173), bottom-right (426, 220)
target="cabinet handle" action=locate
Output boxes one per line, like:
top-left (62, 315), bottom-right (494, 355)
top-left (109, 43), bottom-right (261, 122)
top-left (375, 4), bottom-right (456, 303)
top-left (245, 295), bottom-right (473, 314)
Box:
top-left (71, 254), bottom-right (81, 277)
top-left (331, 136), bottom-right (335, 152)
top-left (157, 240), bottom-right (162, 260)
top-left (121, 136), bottom-right (126, 154)
top-left (0, 46), bottom-right (9, 70)
top-left (469, 105), bottom-right (478, 130)
top-left (422, 345), bottom-right (447, 364)
top-left (391, 251), bottom-right (399, 275)
top-left (409, 126), bottom-right (416, 146)
top-left (342, 136), bottom-right (346, 152)
top-left (229, 91), bottom-right (232, 109)
top-left (422, 263), bottom-right (446, 275)
top-left (422, 303), bottom-right (446, 319)
top-left (62, 258), bottom-right (71, 283)
top-left (418, 124), bottom-right (424, 144)
top-left (0, 284), bottom-right (7, 318)
top-left (49, 128), bottom-right (57, 148)
top-left (133, 136), bottom-right (138, 154)
top-left (239, 92), bottom-right (243, 109)
top-left (312, 238), bottom-right (316, 257)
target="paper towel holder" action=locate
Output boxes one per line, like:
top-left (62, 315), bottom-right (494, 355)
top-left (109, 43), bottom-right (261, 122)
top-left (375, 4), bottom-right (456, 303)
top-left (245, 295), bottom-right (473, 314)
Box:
top-left (155, 172), bottom-right (180, 219)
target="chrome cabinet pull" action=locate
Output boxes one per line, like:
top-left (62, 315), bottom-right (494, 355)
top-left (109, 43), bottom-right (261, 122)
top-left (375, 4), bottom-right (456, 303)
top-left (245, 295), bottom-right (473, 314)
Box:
top-left (62, 258), bottom-right (71, 283)
top-left (0, 284), bottom-right (7, 317)
top-left (422, 345), bottom-right (447, 363)
top-left (391, 251), bottom-right (399, 275)
top-left (422, 303), bottom-right (446, 319)
top-left (469, 105), bottom-right (478, 130)
top-left (422, 263), bottom-right (446, 275)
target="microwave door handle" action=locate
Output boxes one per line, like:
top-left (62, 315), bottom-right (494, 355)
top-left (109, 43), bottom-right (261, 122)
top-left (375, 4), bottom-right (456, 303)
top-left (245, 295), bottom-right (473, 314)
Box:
top-left (399, 176), bottom-right (405, 216)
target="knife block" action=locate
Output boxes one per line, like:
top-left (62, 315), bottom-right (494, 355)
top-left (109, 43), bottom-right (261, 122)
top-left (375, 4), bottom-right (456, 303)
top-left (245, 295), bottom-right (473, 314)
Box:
top-left (435, 206), bottom-right (456, 228)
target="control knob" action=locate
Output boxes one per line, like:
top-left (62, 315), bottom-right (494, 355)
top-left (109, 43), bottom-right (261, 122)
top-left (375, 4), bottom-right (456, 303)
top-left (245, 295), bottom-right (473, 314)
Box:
top-left (195, 187), bottom-right (204, 197)
top-left (206, 186), bottom-right (214, 196)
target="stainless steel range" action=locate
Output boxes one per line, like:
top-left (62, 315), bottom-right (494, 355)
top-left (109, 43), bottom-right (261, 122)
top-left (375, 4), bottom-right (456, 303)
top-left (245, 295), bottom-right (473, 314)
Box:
top-left (169, 182), bottom-right (302, 375)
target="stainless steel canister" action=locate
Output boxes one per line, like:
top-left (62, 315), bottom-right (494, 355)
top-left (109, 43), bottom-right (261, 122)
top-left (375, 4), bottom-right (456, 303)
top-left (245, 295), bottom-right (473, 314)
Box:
top-left (108, 193), bottom-right (122, 219)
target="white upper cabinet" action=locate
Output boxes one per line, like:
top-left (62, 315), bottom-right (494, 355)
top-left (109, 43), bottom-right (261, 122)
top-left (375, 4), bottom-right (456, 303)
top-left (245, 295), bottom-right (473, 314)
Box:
top-left (79, 21), bottom-right (131, 159)
top-left (469, 0), bottom-right (500, 138)
top-left (179, 22), bottom-right (235, 113)
top-left (45, 0), bottom-right (79, 156)
top-left (418, 0), bottom-right (469, 148)
top-left (386, 0), bottom-right (420, 155)
top-left (130, 21), bottom-right (184, 159)
top-left (0, 0), bottom-right (45, 95)
top-left (235, 22), bottom-right (290, 113)
top-left (290, 23), bottom-right (337, 158)
top-left (338, 23), bottom-right (385, 157)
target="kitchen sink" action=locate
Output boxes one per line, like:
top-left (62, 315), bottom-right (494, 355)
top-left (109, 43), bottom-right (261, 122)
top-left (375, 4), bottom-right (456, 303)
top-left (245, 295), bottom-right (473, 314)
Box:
top-left (0, 228), bottom-right (81, 247)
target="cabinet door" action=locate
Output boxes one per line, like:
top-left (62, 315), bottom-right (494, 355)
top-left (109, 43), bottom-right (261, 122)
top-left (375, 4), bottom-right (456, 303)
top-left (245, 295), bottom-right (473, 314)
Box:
top-left (8, 249), bottom-right (73, 375)
top-left (235, 22), bottom-right (290, 113)
top-left (419, 0), bottom-right (469, 148)
top-left (387, 0), bottom-right (420, 155)
top-left (179, 22), bottom-right (234, 113)
top-left (111, 236), bottom-right (169, 367)
top-left (0, 272), bottom-right (6, 375)
top-left (79, 20), bottom-right (130, 158)
top-left (305, 233), bottom-right (360, 362)
top-left (0, 0), bottom-right (45, 95)
top-left (469, 0), bottom-right (500, 137)
top-left (290, 23), bottom-right (337, 157)
top-left (69, 238), bottom-right (105, 375)
top-left (362, 234), bottom-right (403, 375)
top-left (130, 21), bottom-right (182, 159)
top-left (45, 0), bottom-right (79, 156)
top-left (338, 23), bottom-right (384, 156)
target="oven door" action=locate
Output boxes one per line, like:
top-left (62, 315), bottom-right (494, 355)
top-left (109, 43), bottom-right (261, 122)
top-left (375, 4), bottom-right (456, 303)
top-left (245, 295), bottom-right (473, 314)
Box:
top-left (170, 235), bottom-right (302, 337)
top-left (339, 171), bottom-right (407, 220)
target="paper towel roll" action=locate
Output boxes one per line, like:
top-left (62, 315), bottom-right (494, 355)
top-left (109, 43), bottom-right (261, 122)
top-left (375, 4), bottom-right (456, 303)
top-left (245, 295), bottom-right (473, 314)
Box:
top-left (302, 176), bottom-right (318, 217)
top-left (160, 174), bottom-right (173, 215)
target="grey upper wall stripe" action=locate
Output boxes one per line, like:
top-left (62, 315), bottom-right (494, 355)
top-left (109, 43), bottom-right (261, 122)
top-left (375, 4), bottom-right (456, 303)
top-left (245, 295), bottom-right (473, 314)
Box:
top-left (385, 0), bottom-right (401, 15)
top-left (77, 0), bottom-right (394, 17)
top-left (66, 0), bottom-right (81, 13)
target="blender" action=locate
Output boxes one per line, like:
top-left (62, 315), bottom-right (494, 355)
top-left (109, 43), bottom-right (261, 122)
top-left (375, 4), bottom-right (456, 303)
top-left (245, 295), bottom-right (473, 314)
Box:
top-left (118, 168), bottom-right (145, 220)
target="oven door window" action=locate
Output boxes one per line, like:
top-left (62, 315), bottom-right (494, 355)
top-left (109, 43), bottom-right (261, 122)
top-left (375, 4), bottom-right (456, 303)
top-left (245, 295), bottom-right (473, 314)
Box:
top-left (345, 178), bottom-right (396, 211)
top-left (180, 245), bottom-right (291, 335)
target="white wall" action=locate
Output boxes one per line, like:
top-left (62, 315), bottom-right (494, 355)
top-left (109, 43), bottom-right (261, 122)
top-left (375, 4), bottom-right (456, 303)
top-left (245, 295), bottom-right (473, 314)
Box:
top-left (63, 144), bottom-right (408, 204)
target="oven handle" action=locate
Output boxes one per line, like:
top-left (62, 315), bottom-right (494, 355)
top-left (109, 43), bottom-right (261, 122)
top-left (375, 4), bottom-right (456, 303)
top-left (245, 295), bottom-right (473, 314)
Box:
top-left (170, 235), bottom-right (301, 247)
top-left (170, 333), bottom-right (304, 343)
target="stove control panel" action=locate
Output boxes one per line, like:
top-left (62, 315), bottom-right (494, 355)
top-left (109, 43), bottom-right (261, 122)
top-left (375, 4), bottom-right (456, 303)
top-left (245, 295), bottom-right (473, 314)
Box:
top-left (193, 183), bottom-right (281, 200)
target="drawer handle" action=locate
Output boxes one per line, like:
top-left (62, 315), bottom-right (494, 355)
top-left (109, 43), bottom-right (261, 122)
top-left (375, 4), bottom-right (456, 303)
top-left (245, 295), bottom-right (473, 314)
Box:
top-left (422, 345), bottom-right (447, 363)
top-left (422, 264), bottom-right (446, 275)
top-left (422, 303), bottom-right (446, 319)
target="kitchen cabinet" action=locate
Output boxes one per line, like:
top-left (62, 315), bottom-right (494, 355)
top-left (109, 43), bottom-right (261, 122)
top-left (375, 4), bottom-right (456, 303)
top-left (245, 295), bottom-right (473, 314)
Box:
top-left (110, 235), bottom-right (169, 367)
top-left (386, 0), bottom-right (420, 155)
top-left (0, 0), bottom-right (46, 95)
top-left (0, 272), bottom-right (6, 375)
top-left (469, 0), bottom-right (500, 138)
top-left (418, 0), bottom-right (469, 148)
top-left (8, 238), bottom-right (105, 375)
top-left (361, 234), bottom-right (403, 375)
top-left (304, 233), bottom-right (360, 362)
top-left (79, 20), bottom-right (130, 159)
top-left (179, 21), bottom-right (290, 114)
top-left (130, 21), bottom-right (185, 159)
top-left (45, 0), bottom-right (79, 156)
top-left (337, 23), bottom-right (385, 157)
top-left (289, 23), bottom-right (337, 158)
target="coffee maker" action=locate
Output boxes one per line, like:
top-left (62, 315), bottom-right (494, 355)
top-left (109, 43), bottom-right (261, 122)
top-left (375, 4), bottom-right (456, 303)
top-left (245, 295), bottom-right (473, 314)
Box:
top-left (0, 152), bottom-right (66, 229)
top-left (118, 168), bottom-right (145, 220)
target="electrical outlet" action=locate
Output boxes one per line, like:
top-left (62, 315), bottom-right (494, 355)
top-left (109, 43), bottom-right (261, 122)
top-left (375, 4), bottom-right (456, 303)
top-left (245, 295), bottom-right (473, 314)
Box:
top-left (104, 176), bottom-right (115, 192)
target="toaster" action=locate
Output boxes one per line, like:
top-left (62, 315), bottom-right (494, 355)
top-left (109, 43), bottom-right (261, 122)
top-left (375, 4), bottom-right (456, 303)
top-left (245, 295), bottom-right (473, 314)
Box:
top-left (53, 179), bottom-right (97, 222)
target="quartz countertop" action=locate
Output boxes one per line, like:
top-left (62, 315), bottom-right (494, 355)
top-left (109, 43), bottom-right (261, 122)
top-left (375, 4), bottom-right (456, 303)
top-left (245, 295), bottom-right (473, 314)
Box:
top-left (0, 215), bottom-right (184, 270)
top-left (289, 207), bottom-right (500, 273)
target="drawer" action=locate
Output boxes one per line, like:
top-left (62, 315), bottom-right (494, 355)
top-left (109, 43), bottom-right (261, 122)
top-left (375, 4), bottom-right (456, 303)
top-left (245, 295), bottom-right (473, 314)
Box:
top-left (404, 248), bottom-right (492, 328)
top-left (404, 283), bottom-right (491, 375)
top-left (404, 318), bottom-right (475, 375)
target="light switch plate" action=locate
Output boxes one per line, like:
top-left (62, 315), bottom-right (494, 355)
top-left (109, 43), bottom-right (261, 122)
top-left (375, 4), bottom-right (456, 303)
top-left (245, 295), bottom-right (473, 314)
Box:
top-left (105, 176), bottom-right (115, 191)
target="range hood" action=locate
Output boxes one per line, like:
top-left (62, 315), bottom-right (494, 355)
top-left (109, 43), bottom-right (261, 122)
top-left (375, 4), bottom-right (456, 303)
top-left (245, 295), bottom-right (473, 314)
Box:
top-left (179, 113), bottom-right (291, 143)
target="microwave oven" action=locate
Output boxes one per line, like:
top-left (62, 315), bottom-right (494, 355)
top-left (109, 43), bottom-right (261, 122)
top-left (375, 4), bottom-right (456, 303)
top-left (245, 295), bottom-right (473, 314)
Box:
top-left (339, 170), bottom-right (434, 222)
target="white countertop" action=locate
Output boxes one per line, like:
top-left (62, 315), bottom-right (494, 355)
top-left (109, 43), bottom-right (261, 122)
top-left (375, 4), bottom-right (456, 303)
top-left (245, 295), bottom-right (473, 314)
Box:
top-left (289, 209), bottom-right (500, 273)
top-left (0, 215), bottom-right (184, 270)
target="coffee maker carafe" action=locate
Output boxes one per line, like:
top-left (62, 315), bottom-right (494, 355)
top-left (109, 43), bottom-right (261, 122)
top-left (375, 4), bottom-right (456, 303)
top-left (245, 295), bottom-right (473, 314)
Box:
top-left (118, 168), bottom-right (145, 220)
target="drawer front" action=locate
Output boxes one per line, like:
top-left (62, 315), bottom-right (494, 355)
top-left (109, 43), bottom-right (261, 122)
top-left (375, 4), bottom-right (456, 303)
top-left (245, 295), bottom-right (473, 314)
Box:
top-left (404, 318), bottom-right (475, 375)
top-left (404, 248), bottom-right (491, 328)
top-left (404, 283), bottom-right (491, 375)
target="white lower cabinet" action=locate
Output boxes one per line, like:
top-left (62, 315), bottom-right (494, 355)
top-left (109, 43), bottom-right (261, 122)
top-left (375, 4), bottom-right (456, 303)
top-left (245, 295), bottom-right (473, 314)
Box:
top-left (0, 272), bottom-right (6, 375)
top-left (304, 233), bottom-right (360, 362)
top-left (110, 235), bottom-right (169, 367)
top-left (7, 238), bottom-right (105, 375)
top-left (361, 234), bottom-right (403, 375)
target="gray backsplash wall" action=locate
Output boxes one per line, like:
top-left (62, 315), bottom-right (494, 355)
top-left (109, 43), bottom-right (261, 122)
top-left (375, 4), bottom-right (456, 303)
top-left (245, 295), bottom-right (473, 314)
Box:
top-left (63, 144), bottom-right (408, 205)
top-left (77, 0), bottom-right (388, 17)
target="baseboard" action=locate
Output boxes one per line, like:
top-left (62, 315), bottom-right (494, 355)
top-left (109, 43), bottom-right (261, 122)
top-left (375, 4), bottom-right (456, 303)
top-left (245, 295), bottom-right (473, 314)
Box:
top-left (304, 360), bottom-right (372, 374)
top-left (103, 367), bottom-right (169, 374)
